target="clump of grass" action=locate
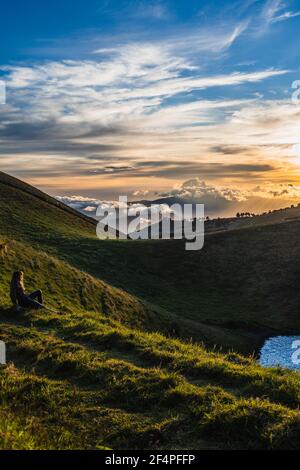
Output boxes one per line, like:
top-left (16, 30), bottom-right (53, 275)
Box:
top-left (0, 408), bottom-right (42, 450)
top-left (200, 398), bottom-right (300, 449)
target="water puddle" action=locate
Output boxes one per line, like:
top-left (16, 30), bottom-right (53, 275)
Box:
top-left (259, 336), bottom-right (300, 371)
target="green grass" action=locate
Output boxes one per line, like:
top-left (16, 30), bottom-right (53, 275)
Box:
top-left (2, 171), bottom-right (300, 352)
top-left (1, 308), bottom-right (300, 450)
top-left (0, 406), bottom-right (44, 450)
top-left (1, 171), bottom-right (300, 449)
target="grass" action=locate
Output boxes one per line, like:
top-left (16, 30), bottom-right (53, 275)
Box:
top-left (1, 309), bottom-right (300, 450)
top-left (0, 171), bottom-right (300, 449)
top-left (2, 171), bottom-right (300, 352)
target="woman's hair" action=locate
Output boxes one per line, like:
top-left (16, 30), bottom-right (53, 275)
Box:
top-left (10, 271), bottom-right (24, 304)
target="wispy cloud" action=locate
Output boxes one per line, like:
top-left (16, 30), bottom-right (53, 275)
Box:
top-left (2, 57), bottom-right (288, 123)
top-left (131, 1), bottom-right (171, 20)
top-left (0, 53), bottom-right (293, 193)
top-left (262, 0), bottom-right (300, 24)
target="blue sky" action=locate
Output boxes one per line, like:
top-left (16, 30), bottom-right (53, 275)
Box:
top-left (1, 0), bottom-right (300, 215)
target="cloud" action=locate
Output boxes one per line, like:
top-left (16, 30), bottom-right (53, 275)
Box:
top-left (131, 1), bottom-right (171, 20)
top-left (0, 7), bottom-right (296, 198)
top-left (56, 194), bottom-right (176, 230)
top-left (83, 206), bottom-right (98, 212)
top-left (1, 96), bottom-right (298, 191)
top-left (0, 58), bottom-right (288, 142)
top-left (262, 0), bottom-right (300, 24)
top-left (211, 145), bottom-right (254, 155)
top-left (128, 161), bottom-right (276, 179)
top-left (132, 189), bottom-right (150, 197)
top-left (164, 179), bottom-right (248, 202)
top-left (0, 36), bottom-right (290, 190)
top-left (171, 178), bottom-right (300, 202)
top-left (156, 178), bottom-right (300, 215)
top-left (57, 177), bottom-right (300, 220)
top-left (56, 195), bottom-right (101, 214)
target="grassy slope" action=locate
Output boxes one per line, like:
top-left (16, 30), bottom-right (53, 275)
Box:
top-left (1, 303), bottom-right (300, 450)
top-left (0, 172), bottom-right (260, 351)
top-left (2, 171), bottom-right (300, 352)
top-left (1, 172), bottom-right (300, 449)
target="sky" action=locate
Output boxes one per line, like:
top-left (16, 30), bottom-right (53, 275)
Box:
top-left (1, 0), bottom-right (300, 216)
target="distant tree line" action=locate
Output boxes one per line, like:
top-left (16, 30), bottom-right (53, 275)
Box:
top-left (236, 203), bottom-right (300, 219)
top-left (203, 203), bottom-right (300, 227)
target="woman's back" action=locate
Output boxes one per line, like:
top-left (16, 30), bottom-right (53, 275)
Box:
top-left (10, 271), bottom-right (26, 306)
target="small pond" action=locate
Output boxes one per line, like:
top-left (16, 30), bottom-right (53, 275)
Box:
top-left (259, 336), bottom-right (300, 371)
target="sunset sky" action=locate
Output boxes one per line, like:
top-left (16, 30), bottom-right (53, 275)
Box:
top-left (1, 0), bottom-right (300, 215)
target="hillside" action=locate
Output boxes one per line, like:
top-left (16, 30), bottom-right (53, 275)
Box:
top-left (2, 304), bottom-right (300, 450)
top-left (2, 172), bottom-right (300, 352)
top-left (0, 172), bottom-right (243, 348)
top-left (1, 171), bottom-right (300, 449)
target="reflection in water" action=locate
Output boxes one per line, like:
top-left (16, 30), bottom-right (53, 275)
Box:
top-left (259, 336), bottom-right (300, 371)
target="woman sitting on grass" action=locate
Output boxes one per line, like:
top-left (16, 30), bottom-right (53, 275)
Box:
top-left (10, 271), bottom-right (44, 310)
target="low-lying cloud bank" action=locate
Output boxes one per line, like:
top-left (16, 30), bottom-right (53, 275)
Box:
top-left (56, 194), bottom-right (175, 228)
top-left (57, 178), bottom-right (300, 219)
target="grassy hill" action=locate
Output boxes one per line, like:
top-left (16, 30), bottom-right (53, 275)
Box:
top-left (3, 170), bottom-right (300, 352)
top-left (1, 171), bottom-right (300, 449)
